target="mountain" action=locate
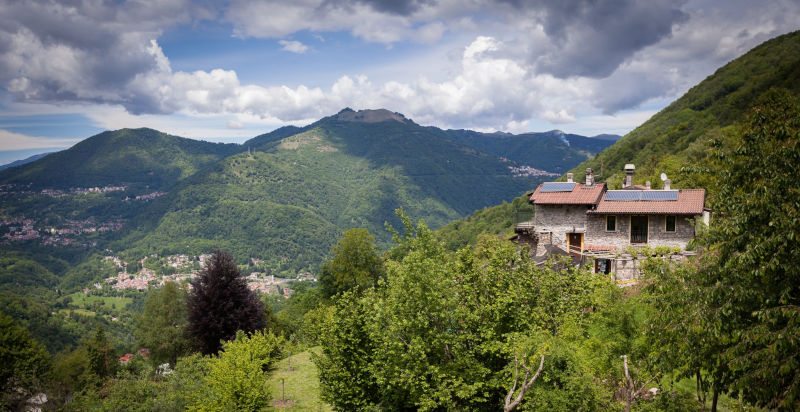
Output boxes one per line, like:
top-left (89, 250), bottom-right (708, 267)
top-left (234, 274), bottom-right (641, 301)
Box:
top-left (566, 30), bottom-right (800, 194)
top-left (0, 152), bottom-right (54, 171)
top-left (117, 109), bottom-right (544, 272)
top-left (443, 129), bottom-right (616, 174)
top-left (0, 128), bottom-right (242, 190)
top-left (437, 30), bottom-right (800, 248)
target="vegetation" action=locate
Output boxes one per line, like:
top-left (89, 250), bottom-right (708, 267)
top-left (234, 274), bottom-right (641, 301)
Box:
top-left (318, 228), bottom-right (385, 299)
top-left (135, 282), bottom-right (190, 366)
top-left (267, 348), bottom-right (333, 411)
top-left (444, 129), bottom-right (615, 173)
top-left (315, 215), bottom-right (613, 410)
top-left (0, 311), bottom-right (51, 410)
top-left (187, 250), bottom-right (265, 354)
top-left (0, 31), bottom-right (797, 412)
top-left (566, 30), bottom-right (800, 202)
top-left (0, 128), bottom-right (241, 190)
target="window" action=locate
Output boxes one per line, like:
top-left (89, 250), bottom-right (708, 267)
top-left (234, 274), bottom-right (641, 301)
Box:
top-left (665, 215), bottom-right (676, 232)
top-left (606, 215), bottom-right (616, 231)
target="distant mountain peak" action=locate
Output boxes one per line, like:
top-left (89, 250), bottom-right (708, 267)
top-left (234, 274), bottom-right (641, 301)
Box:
top-left (332, 108), bottom-right (409, 123)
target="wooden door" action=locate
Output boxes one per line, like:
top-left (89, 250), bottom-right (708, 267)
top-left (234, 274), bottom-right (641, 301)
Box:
top-left (568, 233), bottom-right (583, 255)
top-left (630, 216), bottom-right (648, 243)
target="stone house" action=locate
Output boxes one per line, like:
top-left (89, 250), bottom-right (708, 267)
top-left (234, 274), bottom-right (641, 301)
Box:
top-left (515, 165), bottom-right (708, 282)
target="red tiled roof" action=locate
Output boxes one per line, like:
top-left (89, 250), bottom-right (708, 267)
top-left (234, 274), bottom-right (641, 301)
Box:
top-left (530, 182), bottom-right (606, 205)
top-left (588, 189), bottom-right (705, 215)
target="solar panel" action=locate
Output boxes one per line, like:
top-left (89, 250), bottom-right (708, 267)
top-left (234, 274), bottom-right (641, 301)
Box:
top-left (605, 190), bottom-right (679, 201)
top-left (540, 182), bottom-right (576, 192)
top-left (604, 190), bottom-right (641, 201)
top-left (641, 190), bottom-right (678, 201)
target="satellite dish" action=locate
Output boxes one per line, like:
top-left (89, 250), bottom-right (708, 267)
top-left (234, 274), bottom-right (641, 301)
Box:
top-left (660, 172), bottom-right (667, 181)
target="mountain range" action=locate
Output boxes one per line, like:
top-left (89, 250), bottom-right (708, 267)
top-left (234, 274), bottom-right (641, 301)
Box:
top-left (0, 109), bottom-right (614, 274)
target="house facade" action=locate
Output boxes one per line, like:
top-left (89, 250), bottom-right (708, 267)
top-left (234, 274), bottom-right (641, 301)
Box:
top-left (515, 165), bottom-right (707, 282)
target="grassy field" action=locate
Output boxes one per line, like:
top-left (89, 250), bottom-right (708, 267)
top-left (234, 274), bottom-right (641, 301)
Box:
top-left (68, 293), bottom-right (133, 310)
top-left (267, 348), bottom-right (332, 412)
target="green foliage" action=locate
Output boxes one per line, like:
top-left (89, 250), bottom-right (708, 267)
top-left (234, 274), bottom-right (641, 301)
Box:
top-left (267, 348), bottom-right (333, 411)
top-left (567, 30), bottom-right (800, 204)
top-left (444, 129), bottom-right (614, 174)
top-left (318, 228), bottom-right (385, 299)
top-left (189, 330), bottom-right (285, 412)
top-left (85, 325), bottom-right (117, 381)
top-left (691, 89), bottom-right (800, 410)
top-left (0, 128), bottom-right (241, 190)
top-left (0, 311), bottom-right (51, 410)
top-left (117, 116), bottom-right (541, 271)
top-left (135, 282), bottom-right (190, 366)
top-left (434, 195), bottom-right (533, 251)
top-left (316, 214), bottom-right (610, 411)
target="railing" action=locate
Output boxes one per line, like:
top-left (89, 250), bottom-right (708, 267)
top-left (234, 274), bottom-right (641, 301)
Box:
top-left (513, 207), bottom-right (534, 225)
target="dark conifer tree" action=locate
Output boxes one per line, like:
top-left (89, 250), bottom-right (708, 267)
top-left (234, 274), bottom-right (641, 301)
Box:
top-left (187, 250), bottom-right (265, 354)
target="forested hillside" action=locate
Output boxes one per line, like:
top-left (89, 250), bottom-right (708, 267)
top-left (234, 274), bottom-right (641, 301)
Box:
top-left (0, 128), bottom-right (242, 190)
top-left (566, 30), bottom-right (800, 199)
top-left (444, 129), bottom-right (616, 174)
top-left (439, 30), bottom-right (800, 247)
top-left (118, 110), bottom-right (544, 272)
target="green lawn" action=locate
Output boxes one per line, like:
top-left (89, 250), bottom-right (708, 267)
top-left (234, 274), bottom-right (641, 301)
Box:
top-left (671, 376), bottom-right (765, 411)
top-left (68, 293), bottom-right (133, 310)
top-left (267, 348), bottom-right (332, 411)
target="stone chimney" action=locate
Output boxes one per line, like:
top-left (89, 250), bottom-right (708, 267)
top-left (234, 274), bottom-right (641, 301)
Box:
top-left (567, 173), bottom-right (574, 183)
top-left (664, 179), bottom-right (671, 190)
top-left (623, 164), bottom-right (635, 188)
top-left (646, 181), bottom-right (651, 189)
top-left (585, 168), bottom-right (594, 186)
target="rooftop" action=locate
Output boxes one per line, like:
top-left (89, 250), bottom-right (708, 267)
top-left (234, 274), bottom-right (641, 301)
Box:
top-left (589, 189), bottom-right (705, 215)
top-left (530, 182), bottom-right (606, 205)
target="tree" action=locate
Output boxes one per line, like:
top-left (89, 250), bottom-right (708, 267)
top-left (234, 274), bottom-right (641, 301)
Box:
top-left (692, 89), bottom-right (800, 410)
top-left (316, 213), bottom-right (604, 410)
top-left (187, 250), bottom-right (265, 354)
top-left (189, 330), bottom-right (284, 411)
top-left (0, 311), bottom-right (51, 410)
top-left (135, 281), bottom-right (190, 366)
top-left (318, 228), bottom-right (384, 299)
top-left (85, 325), bottom-right (116, 381)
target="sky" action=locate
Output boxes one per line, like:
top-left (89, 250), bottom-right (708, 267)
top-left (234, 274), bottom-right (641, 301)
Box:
top-left (0, 0), bottom-right (798, 164)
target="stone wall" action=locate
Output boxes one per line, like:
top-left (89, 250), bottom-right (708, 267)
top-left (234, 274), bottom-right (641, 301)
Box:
top-left (533, 204), bottom-right (590, 255)
top-left (585, 214), bottom-right (696, 251)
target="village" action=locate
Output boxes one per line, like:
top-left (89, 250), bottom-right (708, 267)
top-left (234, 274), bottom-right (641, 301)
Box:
top-left (0, 183), bottom-right (164, 247)
top-left (90, 253), bottom-right (307, 298)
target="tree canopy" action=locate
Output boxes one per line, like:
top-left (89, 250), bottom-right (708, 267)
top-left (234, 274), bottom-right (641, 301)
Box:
top-left (135, 281), bottom-right (190, 366)
top-left (318, 228), bottom-right (385, 298)
top-left (187, 250), bottom-right (265, 354)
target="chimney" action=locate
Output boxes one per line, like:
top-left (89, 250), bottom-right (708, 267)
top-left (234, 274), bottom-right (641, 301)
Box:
top-left (664, 179), bottom-right (671, 190)
top-left (585, 168), bottom-right (594, 186)
top-left (624, 164), bottom-right (635, 188)
top-left (646, 181), bottom-right (651, 189)
top-left (567, 173), bottom-right (574, 183)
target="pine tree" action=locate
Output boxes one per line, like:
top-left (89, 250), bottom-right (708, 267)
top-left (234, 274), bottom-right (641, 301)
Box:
top-left (187, 250), bottom-right (265, 354)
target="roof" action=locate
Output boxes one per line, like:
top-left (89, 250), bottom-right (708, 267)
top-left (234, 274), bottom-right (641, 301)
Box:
top-left (588, 189), bottom-right (705, 215)
top-left (530, 182), bottom-right (606, 205)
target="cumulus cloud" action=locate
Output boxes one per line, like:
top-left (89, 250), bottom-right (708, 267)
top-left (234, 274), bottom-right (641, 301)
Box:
top-left (278, 39), bottom-right (309, 53)
top-left (1, 0), bottom-right (799, 133)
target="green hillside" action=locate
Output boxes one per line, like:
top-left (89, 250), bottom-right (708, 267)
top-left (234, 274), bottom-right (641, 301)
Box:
top-left (0, 128), bottom-right (242, 190)
top-left (443, 129), bottom-right (616, 173)
top-left (437, 30), bottom-right (800, 247)
top-left (566, 30), bottom-right (800, 196)
top-left (117, 110), bottom-right (543, 272)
